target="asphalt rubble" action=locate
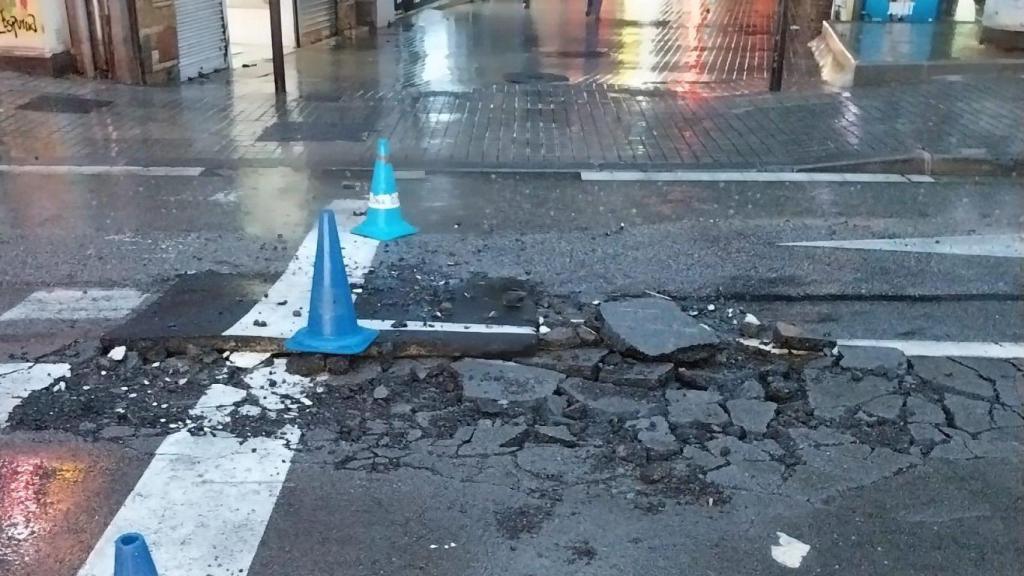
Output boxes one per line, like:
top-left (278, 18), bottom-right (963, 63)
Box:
top-left (7, 295), bottom-right (1024, 519)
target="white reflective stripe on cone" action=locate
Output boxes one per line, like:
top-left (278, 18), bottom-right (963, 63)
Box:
top-left (368, 193), bottom-right (401, 210)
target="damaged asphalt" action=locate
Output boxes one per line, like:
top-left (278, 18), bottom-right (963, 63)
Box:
top-left (4, 292), bottom-right (1022, 574)
top-left (1, 169), bottom-right (1022, 574)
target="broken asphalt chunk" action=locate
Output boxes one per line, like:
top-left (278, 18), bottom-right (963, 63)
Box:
top-left (539, 326), bottom-right (582, 350)
top-left (627, 416), bottom-right (679, 459)
top-left (558, 378), bottom-right (661, 419)
top-left (598, 361), bottom-right (674, 390)
top-left (453, 359), bottom-right (563, 414)
top-left (531, 425), bottom-right (578, 447)
top-left (771, 322), bottom-right (836, 352)
top-left (836, 345), bottom-right (907, 378)
top-left (600, 298), bottom-right (719, 361)
top-left (725, 399), bottom-right (777, 435)
top-left (912, 357), bottom-right (995, 399)
top-left (457, 421), bottom-right (529, 456)
top-left (740, 313), bottom-right (762, 339)
top-left (515, 348), bottom-right (606, 379)
top-left (666, 389), bottom-right (729, 427)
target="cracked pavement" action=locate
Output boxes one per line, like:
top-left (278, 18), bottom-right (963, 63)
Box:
top-left (2, 301), bottom-right (1022, 575)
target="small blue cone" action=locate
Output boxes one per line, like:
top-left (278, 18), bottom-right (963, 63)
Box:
top-left (351, 138), bottom-right (418, 241)
top-left (285, 210), bottom-right (378, 355)
top-left (114, 533), bottom-right (159, 576)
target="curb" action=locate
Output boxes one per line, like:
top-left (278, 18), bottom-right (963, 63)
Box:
top-left (792, 150), bottom-right (1022, 177)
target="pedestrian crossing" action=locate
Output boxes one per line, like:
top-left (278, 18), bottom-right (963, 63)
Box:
top-left (0, 289), bottom-right (147, 322)
top-left (1, 358), bottom-right (307, 576)
top-left (0, 363), bottom-right (70, 425)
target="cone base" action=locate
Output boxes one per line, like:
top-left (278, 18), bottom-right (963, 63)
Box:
top-left (284, 324), bottom-right (379, 355)
top-left (352, 208), bottom-right (418, 241)
top-left (114, 533), bottom-right (159, 576)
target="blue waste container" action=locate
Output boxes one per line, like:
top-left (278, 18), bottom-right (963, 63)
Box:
top-left (863, 0), bottom-right (938, 21)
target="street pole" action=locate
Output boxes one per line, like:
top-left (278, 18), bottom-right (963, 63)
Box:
top-left (769, 0), bottom-right (788, 92)
top-left (269, 0), bottom-right (287, 94)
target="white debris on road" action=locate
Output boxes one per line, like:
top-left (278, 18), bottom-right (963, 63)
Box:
top-left (189, 384), bottom-right (248, 427)
top-left (107, 346), bottom-right (127, 361)
top-left (771, 532), bottom-right (810, 568)
top-left (227, 352), bottom-right (271, 369)
top-left (244, 359), bottom-right (315, 411)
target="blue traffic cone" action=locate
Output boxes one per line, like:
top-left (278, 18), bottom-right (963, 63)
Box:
top-left (285, 210), bottom-right (378, 355)
top-left (351, 138), bottom-right (418, 241)
top-left (114, 533), bottom-right (159, 576)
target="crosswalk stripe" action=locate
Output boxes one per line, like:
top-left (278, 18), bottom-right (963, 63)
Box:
top-left (0, 288), bottom-right (147, 321)
top-left (77, 362), bottom-right (310, 576)
top-left (224, 199), bottom-right (377, 338)
top-left (0, 363), bottom-right (71, 427)
top-left (223, 199), bottom-right (536, 340)
top-left (75, 428), bottom-right (298, 576)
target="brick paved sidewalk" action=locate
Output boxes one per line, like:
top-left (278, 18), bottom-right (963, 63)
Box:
top-left (1, 70), bottom-right (1020, 171)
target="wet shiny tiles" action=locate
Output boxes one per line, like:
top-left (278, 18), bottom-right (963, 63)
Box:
top-left (286, 0), bottom-right (817, 93)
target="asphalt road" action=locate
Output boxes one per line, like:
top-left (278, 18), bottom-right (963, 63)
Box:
top-left (1, 170), bottom-right (1021, 351)
top-left (1, 170), bottom-right (1023, 575)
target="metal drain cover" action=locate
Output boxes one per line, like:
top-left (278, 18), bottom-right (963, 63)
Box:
top-left (18, 94), bottom-right (113, 114)
top-left (503, 72), bottom-right (570, 84)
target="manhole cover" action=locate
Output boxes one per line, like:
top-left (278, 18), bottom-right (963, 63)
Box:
top-left (539, 49), bottom-right (610, 59)
top-left (503, 72), bottom-right (570, 84)
top-left (18, 94), bottom-right (113, 114)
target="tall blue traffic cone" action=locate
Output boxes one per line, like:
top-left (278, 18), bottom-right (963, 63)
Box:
top-left (114, 533), bottom-right (159, 576)
top-left (285, 210), bottom-right (378, 354)
top-left (351, 139), bottom-right (418, 241)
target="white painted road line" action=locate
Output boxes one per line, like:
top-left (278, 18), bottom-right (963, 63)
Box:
top-left (837, 339), bottom-right (1024, 359)
top-left (79, 366), bottom-right (315, 576)
top-left (76, 427), bottom-right (298, 576)
top-left (225, 199), bottom-right (537, 340)
top-left (781, 234), bottom-right (1024, 258)
top-left (0, 165), bottom-right (205, 177)
top-left (0, 363), bottom-right (71, 427)
top-left (580, 171), bottom-right (933, 183)
top-left (359, 319), bottom-right (536, 334)
top-left (224, 199), bottom-right (378, 338)
top-left (0, 288), bottom-right (147, 321)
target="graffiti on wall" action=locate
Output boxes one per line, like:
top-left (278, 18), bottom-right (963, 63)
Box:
top-left (0, 0), bottom-right (42, 39)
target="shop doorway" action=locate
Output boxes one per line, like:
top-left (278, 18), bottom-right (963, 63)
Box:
top-left (226, 0), bottom-right (298, 68)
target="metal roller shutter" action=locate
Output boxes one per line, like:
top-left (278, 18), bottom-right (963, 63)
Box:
top-left (176, 0), bottom-right (229, 81)
top-left (297, 0), bottom-right (337, 46)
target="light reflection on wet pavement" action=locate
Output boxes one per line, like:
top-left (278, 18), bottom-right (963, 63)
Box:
top-left (245, 0), bottom-right (824, 94)
top-left (0, 457), bottom-right (81, 558)
top-left (0, 437), bottom-right (148, 576)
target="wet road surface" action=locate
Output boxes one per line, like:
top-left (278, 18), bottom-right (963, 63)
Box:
top-left (1, 170), bottom-right (1021, 358)
top-left (0, 168), bottom-right (1022, 576)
